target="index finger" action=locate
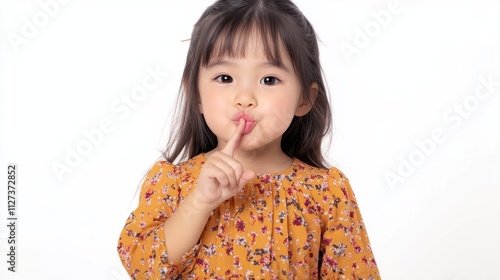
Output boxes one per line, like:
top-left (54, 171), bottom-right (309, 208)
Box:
top-left (221, 118), bottom-right (245, 156)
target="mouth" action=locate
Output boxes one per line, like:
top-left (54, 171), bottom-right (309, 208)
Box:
top-left (233, 113), bottom-right (256, 134)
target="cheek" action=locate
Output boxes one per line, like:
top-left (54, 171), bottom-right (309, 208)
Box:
top-left (199, 87), bottom-right (225, 114)
top-left (201, 98), bottom-right (226, 117)
top-left (262, 104), bottom-right (296, 136)
top-left (199, 94), bottom-right (228, 131)
top-left (268, 93), bottom-right (300, 124)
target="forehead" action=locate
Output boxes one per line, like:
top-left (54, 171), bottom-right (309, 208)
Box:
top-left (202, 24), bottom-right (292, 71)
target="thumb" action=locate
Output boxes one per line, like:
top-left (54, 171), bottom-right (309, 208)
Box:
top-left (238, 170), bottom-right (255, 188)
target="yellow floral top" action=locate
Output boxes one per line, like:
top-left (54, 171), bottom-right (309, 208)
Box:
top-left (117, 154), bottom-right (380, 279)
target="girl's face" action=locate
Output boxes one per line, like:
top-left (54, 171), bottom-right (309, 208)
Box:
top-left (198, 33), bottom-right (312, 154)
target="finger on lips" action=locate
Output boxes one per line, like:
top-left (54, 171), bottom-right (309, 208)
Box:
top-left (222, 118), bottom-right (245, 156)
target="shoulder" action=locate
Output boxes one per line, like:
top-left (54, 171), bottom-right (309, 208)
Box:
top-left (293, 158), bottom-right (349, 185)
top-left (293, 158), bottom-right (353, 199)
top-left (326, 166), bottom-right (350, 188)
top-left (143, 154), bottom-right (205, 186)
top-left (138, 155), bottom-right (205, 204)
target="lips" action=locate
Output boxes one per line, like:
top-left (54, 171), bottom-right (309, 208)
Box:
top-left (232, 112), bottom-right (256, 134)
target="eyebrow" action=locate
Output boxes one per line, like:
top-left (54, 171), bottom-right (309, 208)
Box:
top-left (206, 58), bottom-right (291, 73)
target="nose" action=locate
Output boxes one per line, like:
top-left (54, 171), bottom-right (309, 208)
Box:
top-left (235, 99), bottom-right (255, 109)
top-left (234, 84), bottom-right (257, 109)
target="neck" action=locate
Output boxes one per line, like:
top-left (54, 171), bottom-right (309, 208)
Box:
top-left (205, 140), bottom-right (293, 175)
top-left (233, 149), bottom-right (293, 175)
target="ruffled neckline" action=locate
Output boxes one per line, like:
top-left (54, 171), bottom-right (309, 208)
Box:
top-left (198, 153), bottom-right (300, 178)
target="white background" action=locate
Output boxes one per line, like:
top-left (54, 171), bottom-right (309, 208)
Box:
top-left (1, 0), bottom-right (499, 279)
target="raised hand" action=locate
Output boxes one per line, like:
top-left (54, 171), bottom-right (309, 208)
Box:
top-left (194, 119), bottom-right (256, 209)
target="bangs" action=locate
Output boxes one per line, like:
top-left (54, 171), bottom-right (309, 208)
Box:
top-left (200, 9), bottom-right (291, 71)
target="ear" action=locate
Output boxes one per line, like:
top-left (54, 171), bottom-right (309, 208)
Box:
top-left (295, 83), bottom-right (318, 116)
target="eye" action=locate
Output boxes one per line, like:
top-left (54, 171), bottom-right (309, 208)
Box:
top-left (215, 75), bottom-right (233, 83)
top-left (260, 76), bottom-right (280, 85)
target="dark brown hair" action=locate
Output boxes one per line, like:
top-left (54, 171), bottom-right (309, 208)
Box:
top-left (163, 0), bottom-right (332, 168)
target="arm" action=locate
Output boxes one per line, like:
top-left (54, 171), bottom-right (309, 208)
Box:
top-left (117, 161), bottom-right (201, 279)
top-left (118, 120), bottom-right (254, 278)
top-left (164, 118), bottom-right (254, 262)
top-left (162, 189), bottom-right (213, 262)
top-left (319, 168), bottom-right (381, 279)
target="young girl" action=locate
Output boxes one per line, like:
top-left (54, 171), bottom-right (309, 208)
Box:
top-left (117, 0), bottom-right (380, 279)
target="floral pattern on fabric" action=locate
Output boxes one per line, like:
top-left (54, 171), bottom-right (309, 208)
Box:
top-left (117, 154), bottom-right (380, 279)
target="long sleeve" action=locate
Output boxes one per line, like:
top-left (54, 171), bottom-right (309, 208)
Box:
top-left (117, 161), bottom-right (200, 280)
top-left (319, 167), bottom-right (381, 279)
